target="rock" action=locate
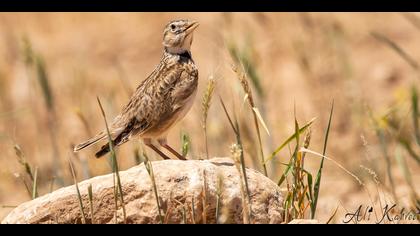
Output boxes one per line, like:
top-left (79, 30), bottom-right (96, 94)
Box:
top-left (288, 219), bottom-right (319, 224)
top-left (2, 158), bottom-right (284, 224)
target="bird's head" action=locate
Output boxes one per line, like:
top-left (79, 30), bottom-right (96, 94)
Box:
top-left (163, 19), bottom-right (199, 54)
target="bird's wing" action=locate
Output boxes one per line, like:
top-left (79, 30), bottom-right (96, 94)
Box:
top-left (107, 80), bottom-right (154, 142)
top-left (114, 116), bottom-right (149, 144)
top-left (170, 69), bottom-right (199, 112)
top-left (107, 66), bottom-right (184, 142)
top-left (107, 63), bottom-right (197, 145)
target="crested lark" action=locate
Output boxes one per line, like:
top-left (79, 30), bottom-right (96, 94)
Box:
top-left (74, 20), bottom-right (199, 160)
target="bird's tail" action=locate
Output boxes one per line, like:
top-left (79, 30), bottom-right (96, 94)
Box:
top-left (95, 143), bottom-right (110, 158)
top-left (73, 132), bottom-right (107, 152)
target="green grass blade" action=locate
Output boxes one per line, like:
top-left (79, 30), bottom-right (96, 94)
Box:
top-left (283, 192), bottom-right (292, 223)
top-left (144, 153), bottom-right (164, 224)
top-left (34, 56), bottom-right (54, 110)
top-left (307, 172), bottom-right (314, 204)
top-left (399, 140), bottom-right (420, 164)
top-left (395, 147), bottom-right (418, 204)
top-left (311, 101), bottom-right (334, 219)
top-left (412, 86), bottom-right (420, 146)
top-left (133, 147), bottom-right (142, 165)
top-left (291, 112), bottom-right (300, 218)
top-left (20, 178), bottom-right (32, 198)
top-left (371, 32), bottom-right (420, 72)
top-left (49, 177), bottom-right (55, 193)
top-left (220, 97), bottom-right (251, 205)
top-left (68, 159), bottom-right (87, 224)
top-left (277, 152), bottom-right (295, 186)
top-left (294, 116), bottom-right (300, 150)
top-left (97, 97), bottom-right (126, 224)
top-left (234, 119), bottom-right (251, 221)
top-left (181, 132), bottom-right (191, 158)
top-left (88, 184), bottom-right (94, 224)
top-left (367, 106), bottom-right (398, 201)
top-left (219, 96), bottom-right (238, 135)
top-left (264, 117), bottom-right (316, 164)
top-left (322, 102), bottom-right (334, 156)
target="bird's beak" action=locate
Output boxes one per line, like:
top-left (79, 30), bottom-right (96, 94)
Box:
top-left (185, 21), bottom-right (199, 35)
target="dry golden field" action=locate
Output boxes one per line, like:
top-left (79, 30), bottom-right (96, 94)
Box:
top-left (0, 12), bottom-right (419, 223)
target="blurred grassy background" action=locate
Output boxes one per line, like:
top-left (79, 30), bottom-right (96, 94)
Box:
top-left (0, 12), bottom-right (419, 223)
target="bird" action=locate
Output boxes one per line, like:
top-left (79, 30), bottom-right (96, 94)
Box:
top-left (73, 19), bottom-right (199, 160)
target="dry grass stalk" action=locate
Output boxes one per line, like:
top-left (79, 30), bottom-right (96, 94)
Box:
top-left (215, 173), bottom-right (224, 224)
top-left (231, 143), bottom-right (251, 224)
top-left (232, 65), bottom-right (268, 177)
top-left (143, 152), bottom-right (164, 224)
top-left (13, 144), bottom-right (37, 198)
top-left (201, 170), bottom-right (208, 224)
top-left (202, 76), bottom-right (216, 159)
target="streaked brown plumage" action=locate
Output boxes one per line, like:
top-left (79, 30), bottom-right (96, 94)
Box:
top-left (74, 20), bottom-right (199, 160)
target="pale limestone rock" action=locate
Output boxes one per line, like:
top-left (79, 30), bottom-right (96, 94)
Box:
top-left (2, 158), bottom-right (283, 224)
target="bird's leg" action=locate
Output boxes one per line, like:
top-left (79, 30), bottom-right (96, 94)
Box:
top-left (146, 143), bottom-right (171, 160)
top-left (144, 138), bottom-right (171, 160)
top-left (158, 138), bottom-right (187, 160)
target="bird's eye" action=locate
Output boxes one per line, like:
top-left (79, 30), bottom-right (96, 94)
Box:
top-left (170, 24), bottom-right (176, 31)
